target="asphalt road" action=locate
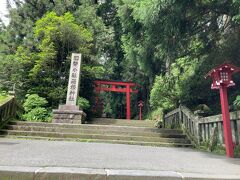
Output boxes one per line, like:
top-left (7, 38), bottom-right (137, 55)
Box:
top-left (0, 138), bottom-right (240, 177)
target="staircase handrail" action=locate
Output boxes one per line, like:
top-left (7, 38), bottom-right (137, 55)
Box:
top-left (0, 96), bottom-right (19, 127)
top-left (164, 105), bottom-right (240, 148)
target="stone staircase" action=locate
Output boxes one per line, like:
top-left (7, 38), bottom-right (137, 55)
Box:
top-left (0, 119), bottom-right (192, 147)
top-left (89, 118), bottom-right (156, 127)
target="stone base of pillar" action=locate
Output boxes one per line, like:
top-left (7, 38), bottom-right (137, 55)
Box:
top-left (52, 105), bottom-right (86, 124)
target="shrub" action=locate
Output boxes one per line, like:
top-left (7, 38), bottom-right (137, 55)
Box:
top-left (150, 75), bottom-right (176, 111)
top-left (150, 57), bottom-right (199, 112)
top-left (22, 107), bottom-right (50, 122)
top-left (0, 90), bottom-right (8, 96)
top-left (234, 145), bottom-right (240, 158)
top-left (77, 97), bottom-right (90, 110)
top-left (194, 104), bottom-right (212, 116)
top-left (149, 108), bottom-right (164, 121)
top-left (22, 94), bottom-right (51, 122)
top-left (147, 108), bottom-right (164, 128)
top-left (234, 95), bottom-right (240, 108)
top-left (23, 94), bottom-right (48, 112)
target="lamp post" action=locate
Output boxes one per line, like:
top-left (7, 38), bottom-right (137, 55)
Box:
top-left (205, 63), bottom-right (240, 158)
top-left (138, 100), bottom-right (144, 120)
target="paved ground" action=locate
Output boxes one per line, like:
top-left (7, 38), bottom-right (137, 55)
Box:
top-left (0, 138), bottom-right (240, 179)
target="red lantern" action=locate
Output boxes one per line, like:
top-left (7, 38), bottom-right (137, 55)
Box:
top-left (205, 63), bottom-right (240, 158)
top-left (206, 63), bottom-right (240, 89)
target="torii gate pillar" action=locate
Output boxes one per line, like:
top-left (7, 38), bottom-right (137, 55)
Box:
top-left (126, 84), bottom-right (131, 119)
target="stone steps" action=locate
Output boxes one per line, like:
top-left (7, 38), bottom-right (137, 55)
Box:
top-left (89, 118), bottom-right (156, 127)
top-left (0, 129), bottom-right (191, 144)
top-left (0, 135), bottom-right (192, 148)
top-left (0, 121), bottom-right (193, 148)
top-left (5, 125), bottom-right (186, 138)
top-left (8, 121), bottom-right (182, 133)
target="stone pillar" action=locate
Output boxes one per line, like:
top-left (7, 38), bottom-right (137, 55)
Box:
top-left (52, 53), bottom-right (86, 124)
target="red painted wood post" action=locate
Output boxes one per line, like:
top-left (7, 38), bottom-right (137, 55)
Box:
top-left (95, 87), bottom-right (100, 114)
top-left (95, 94), bottom-right (99, 110)
top-left (139, 106), bottom-right (142, 120)
top-left (138, 101), bottom-right (143, 120)
top-left (219, 85), bottom-right (234, 158)
top-left (126, 84), bottom-right (131, 120)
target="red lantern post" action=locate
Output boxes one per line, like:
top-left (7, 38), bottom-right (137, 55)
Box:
top-left (205, 63), bottom-right (240, 158)
top-left (138, 100), bottom-right (144, 120)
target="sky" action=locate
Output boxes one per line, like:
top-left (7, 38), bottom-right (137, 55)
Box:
top-left (0, 0), bottom-right (9, 25)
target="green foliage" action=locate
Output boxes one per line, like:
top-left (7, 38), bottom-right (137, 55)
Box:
top-left (147, 108), bottom-right (164, 128)
top-left (1, 0), bottom-right (240, 119)
top-left (12, 12), bottom-right (96, 106)
top-left (23, 94), bottom-right (48, 112)
top-left (32, 11), bottom-right (93, 77)
top-left (77, 97), bottom-right (90, 110)
top-left (234, 95), bottom-right (240, 108)
top-left (199, 140), bottom-right (226, 155)
top-left (235, 145), bottom-right (240, 158)
top-left (74, 3), bottom-right (114, 62)
top-left (150, 57), bottom-right (198, 111)
top-left (194, 104), bottom-right (212, 116)
top-left (22, 107), bottom-right (51, 122)
top-left (103, 102), bottom-right (113, 117)
top-left (0, 90), bottom-right (8, 97)
top-left (116, 0), bottom-right (240, 115)
top-left (22, 94), bottom-right (51, 122)
top-left (0, 91), bottom-right (10, 105)
top-left (149, 108), bottom-right (164, 121)
top-left (150, 75), bottom-right (175, 111)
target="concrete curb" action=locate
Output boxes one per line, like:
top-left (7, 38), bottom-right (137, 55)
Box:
top-left (0, 166), bottom-right (240, 180)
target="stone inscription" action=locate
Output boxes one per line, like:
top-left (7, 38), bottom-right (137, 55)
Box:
top-left (66, 53), bottom-right (82, 105)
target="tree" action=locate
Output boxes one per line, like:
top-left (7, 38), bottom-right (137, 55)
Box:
top-left (1, 0), bottom-right (240, 118)
top-left (1, 1), bottom-right (107, 108)
top-left (12, 12), bottom-right (95, 106)
top-left (111, 0), bottom-right (240, 116)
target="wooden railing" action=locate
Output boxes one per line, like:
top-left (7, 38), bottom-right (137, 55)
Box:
top-left (0, 97), bottom-right (18, 127)
top-left (164, 105), bottom-right (240, 146)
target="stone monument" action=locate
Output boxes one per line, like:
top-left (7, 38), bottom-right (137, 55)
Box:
top-left (52, 53), bottom-right (86, 124)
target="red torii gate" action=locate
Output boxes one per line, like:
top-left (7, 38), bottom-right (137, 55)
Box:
top-left (94, 80), bottom-right (138, 120)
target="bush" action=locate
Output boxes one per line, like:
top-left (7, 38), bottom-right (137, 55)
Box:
top-left (0, 90), bottom-right (8, 96)
top-left (150, 75), bottom-right (176, 111)
top-left (149, 108), bottom-right (164, 121)
top-left (235, 145), bottom-right (240, 158)
top-left (22, 107), bottom-right (51, 122)
top-left (150, 57), bottom-right (199, 112)
top-left (23, 94), bottom-right (48, 112)
top-left (22, 94), bottom-right (51, 122)
top-left (194, 104), bottom-right (212, 116)
top-left (147, 108), bottom-right (164, 128)
top-left (234, 95), bottom-right (240, 109)
top-left (77, 97), bottom-right (90, 110)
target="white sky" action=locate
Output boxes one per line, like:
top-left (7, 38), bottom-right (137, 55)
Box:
top-left (0, 0), bottom-right (10, 25)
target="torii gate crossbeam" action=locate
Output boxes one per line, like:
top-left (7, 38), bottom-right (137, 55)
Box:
top-left (94, 80), bottom-right (138, 120)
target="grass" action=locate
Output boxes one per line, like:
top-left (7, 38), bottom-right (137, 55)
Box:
top-left (198, 142), bottom-right (240, 157)
top-left (234, 145), bottom-right (240, 158)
